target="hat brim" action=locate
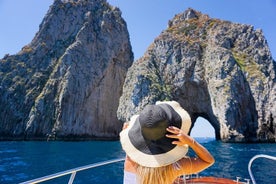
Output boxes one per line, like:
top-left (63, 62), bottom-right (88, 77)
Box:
top-left (120, 101), bottom-right (191, 167)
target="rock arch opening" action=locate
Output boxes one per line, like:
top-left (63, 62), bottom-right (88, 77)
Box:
top-left (190, 117), bottom-right (216, 139)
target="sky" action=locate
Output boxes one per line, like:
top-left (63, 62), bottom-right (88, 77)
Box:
top-left (1, 0), bottom-right (275, 137)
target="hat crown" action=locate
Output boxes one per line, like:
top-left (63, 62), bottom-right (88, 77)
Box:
top-left (139, 105), bottom-right (169, 141)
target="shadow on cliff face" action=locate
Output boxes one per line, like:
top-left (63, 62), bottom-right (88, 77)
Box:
top-left (171, 80), bottom-right (222, 141)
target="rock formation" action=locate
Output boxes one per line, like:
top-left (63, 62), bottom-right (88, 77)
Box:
top-left (0, 0), bottom-right (133, 140)
top-left (1, 3), bottom-right (275, 142)
top-left (117, 9), bottom-right (276, 142)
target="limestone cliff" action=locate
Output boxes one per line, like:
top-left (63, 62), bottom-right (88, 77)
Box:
top-left (117, 9), bottom-right (276, 142)
top-left (0, 0), bottom-right (133, 140)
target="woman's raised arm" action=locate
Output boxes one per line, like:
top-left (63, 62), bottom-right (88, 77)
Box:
top-left (166, 126), bottom-right (215, 174)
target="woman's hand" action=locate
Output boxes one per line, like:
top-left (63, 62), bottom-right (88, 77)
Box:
top-left (166, 126), bottom-right (193, 146)
top-left (166, 126), bottom-right (215, 168)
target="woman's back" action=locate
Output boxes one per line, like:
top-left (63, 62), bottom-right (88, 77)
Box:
top-left (120, 101), bottom-right (214, 184)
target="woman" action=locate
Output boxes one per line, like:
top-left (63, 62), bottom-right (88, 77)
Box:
top-left (120, 101), bottom-right (215, 184)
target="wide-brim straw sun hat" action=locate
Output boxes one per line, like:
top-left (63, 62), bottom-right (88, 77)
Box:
top-left (120, 101), bottom-right (191, 167)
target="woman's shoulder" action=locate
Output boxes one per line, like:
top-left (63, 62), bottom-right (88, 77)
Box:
top-left (124, 156), bottom-right (138, 173)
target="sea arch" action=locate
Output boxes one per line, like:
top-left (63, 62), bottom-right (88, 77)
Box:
top-left (190, 117), bottom-right (216, 138)
top-left (189, 113), bottom-right (220, 140)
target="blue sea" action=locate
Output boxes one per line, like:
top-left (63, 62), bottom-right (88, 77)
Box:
top-left (0, 138), bottom-right (275, 184)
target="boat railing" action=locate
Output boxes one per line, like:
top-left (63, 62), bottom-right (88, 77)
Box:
top-left (248, 154), bottom-right (276, 184)
top-left (19, 157), bottom-right (125, 184)
top-left (20, 154), bottom-right (276, 184)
